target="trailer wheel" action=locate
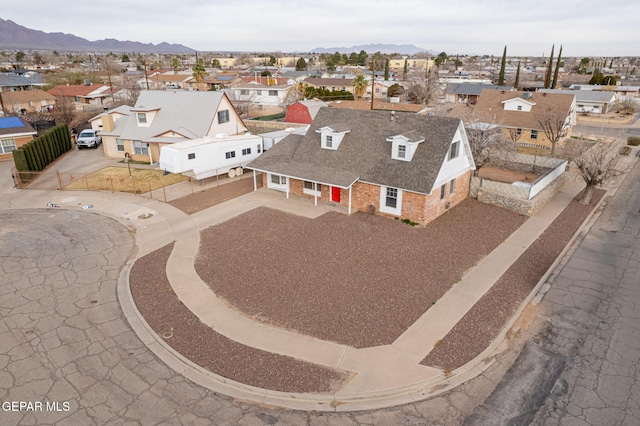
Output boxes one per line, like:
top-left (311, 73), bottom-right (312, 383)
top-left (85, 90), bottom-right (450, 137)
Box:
top-left (228, 168), bottom-right (236, 178)
top-left (235, 167), bottom-right (243, 176)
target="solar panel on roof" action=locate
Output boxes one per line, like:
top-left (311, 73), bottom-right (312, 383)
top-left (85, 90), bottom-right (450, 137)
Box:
top-left (0, 116), bottom-right (26, 129)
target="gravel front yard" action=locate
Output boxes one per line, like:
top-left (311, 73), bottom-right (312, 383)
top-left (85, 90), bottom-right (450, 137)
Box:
top-left (195, 199), bottom-right (527, 348)
top-left (421, 189), bottom-right (606, 372)
top-left (129, 243), bottom-right (349, 393)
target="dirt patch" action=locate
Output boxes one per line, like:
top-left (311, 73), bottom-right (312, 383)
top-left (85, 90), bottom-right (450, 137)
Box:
top-left (63, 166), bottom-right (187, 193)
top-left (421, 188), bottom-right (605, 371)
top-left (194, 199), bottom-right (527, 348)
top-left (479, 165), bottom-right (539, 184)
top-left (129, 242), bottom-right (348, 393)
top-left (169, 174), bottom-right (262, 215)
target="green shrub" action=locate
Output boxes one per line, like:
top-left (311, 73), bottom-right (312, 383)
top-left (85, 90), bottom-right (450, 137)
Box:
top-left (627, 137), bottom-right (640, 146)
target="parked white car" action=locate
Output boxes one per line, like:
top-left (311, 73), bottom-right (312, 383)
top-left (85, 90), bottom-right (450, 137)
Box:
top-left (76, 129), bottom-right (102, 149)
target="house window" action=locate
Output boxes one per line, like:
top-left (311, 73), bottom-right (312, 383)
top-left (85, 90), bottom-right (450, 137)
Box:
top-left (385, 187), bottom-right (398, 209)
top-left (303, 181), bottom-right (321, 195)
top-left (450, 178), bottom-right (455, 194)
top-left (398, 145), bottom-right (406, 159)
top-left (256, 90), bottom-right (262, 95)
top-left (531, 130), bottom-right (538, 139)
top-left (270, 174), bottom-right (286, 185)
top-left (516, 128), bottom-right (522, 135)
top-left (449, 141), bottom-right (459, 160)
top-left (440, 184), bottom-right (446, 199)
top-left (268, 90), bottom-right (277, 96)
top-left (240, 89), bottom-right (249, 95)
top-left (188, 153), bottom-right (196, 160)
top-left (0, 138), bottom-right (16, 154)
top-left (137, 113), bottom-right (147, 124)
top-left (517, 105), bottom-right (522, 111)
top-left (326, 135), bottom-right (333, 148)
top-left (218, 110), bottom-right (230, 124)
top-left (225, 150), bottom-right (236, 159)
top-left (257, 144), bottom-right (261, 153)
top-left (29, 101), bottom-right (34, 107)
top-left (116, 138), bottom-right (125, 152)
top-left (242, 147), bottom-right (251, 155)
top-left (133, 141), bottom-right (149, 155)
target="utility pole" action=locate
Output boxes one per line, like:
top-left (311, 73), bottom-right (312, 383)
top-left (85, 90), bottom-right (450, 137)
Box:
top-left (370, 58), bottom-right (375, 110)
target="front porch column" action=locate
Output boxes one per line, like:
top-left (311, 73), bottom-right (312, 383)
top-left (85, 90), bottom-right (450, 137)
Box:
top-left (348, 186), bottom-right (352, 214)
top-left (252, 170), bottom-right (257, 191)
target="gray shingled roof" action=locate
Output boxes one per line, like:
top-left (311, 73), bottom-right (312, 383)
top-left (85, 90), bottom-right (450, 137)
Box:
top-left (117, 90), bottom-right (224, 142)
top-left (248, 107), bottom-right (462, 194)
top-left (538, 89), bottom-right (616, 103)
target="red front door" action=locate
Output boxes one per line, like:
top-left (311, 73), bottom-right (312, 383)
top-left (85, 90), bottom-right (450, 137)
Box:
top-left (331, 186), bottom-right (341, 203)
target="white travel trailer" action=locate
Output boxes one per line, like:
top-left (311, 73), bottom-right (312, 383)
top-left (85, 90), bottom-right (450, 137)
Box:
top-left (159, 133), bottom-right (263, 180)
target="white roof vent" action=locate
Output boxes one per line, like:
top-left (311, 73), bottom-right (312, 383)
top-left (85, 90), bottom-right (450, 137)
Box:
top-left (285, 127), bottom-right (296, 132)
top-left (214, 133), bottom-right (229, 139)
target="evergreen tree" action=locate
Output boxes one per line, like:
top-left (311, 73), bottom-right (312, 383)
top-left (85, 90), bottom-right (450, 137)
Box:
top-left (498, 46), bottom-right (507, 86)
top-left (295, 57), bottom-right (308, 71)
top-left (384, 59), bottom-right (389, 81)
top-left (544, 44), bottom-right (555, 89)
top-left (514, 61), bottom-right (521, 90)
top-left (551, 45), bottom-right (562, 89)
top-left (403, 59), bottom-right (408, 81)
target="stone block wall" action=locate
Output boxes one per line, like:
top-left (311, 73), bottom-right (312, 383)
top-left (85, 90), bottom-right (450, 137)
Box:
top-left (478, 172), bottom-right (568, 216)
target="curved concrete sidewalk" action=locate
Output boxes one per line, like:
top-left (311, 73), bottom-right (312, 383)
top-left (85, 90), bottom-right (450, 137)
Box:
top-left (0, 178), bottom-right (588, 411)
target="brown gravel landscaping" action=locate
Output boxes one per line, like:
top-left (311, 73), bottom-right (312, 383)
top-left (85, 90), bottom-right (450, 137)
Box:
top-left (421, 189), bottom-right (605, 372)
top-left (168, 174), bottom-right (261, 215)
top-left (194, 199), bottom-right (527, 348)
top-left (129, 242), bottom-right (349, 393)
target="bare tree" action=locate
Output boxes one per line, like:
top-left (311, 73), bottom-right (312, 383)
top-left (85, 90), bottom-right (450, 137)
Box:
top-left (50, 99), bottom-right (76, 126)
top-left (506, 127), bottom-right (522, 144)
top-left (464, 120), bottom-right (514, 172)
top-left (563, 139), bottom-right (619, 204)
top-left (405, 69), bottom-right (440, 105)
top-left (534, 105), bottom-right (572, 156)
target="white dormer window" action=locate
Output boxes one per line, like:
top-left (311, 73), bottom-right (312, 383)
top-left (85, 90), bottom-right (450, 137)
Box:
top-left (517, 105), bottom-right (522, 111)
top-left (137, 113), bottom-right (147, 124)
top-left (317, 126), bottom-right (350, 150)
top-left (387, 132), bottom-right (424, 161)
top-left (398, 145), bottom-right (406, 158)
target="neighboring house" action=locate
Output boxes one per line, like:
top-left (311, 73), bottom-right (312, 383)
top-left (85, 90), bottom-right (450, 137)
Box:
top-left (247, 107), bottom-right (475, 225)
top-left (48, 83), bottom-right (113, 111)
top-left (0, 116), bottom-right (37, 160)
top-left (285, 100), bottom-right (328, 124)
top-left (303, 77), bottom-right (355, 94)
top-left (612, 86), bottom-right (639, 101)
top-left (88, 105), bottom-right (133, 131)
top-left (0, 90), bottom-right (56, 116)
top-left (142, 73), bottom-right (193, 91)
top-left (538, 89), bottom-right (615, 114)
top-left (364, 80), bottom-right (395, 99)
top-left (445, 83), bottom-right (512, 105)
top-left (473, 90), bottom-right (576, 148)
top-left (98, 90), bottom-right (247, 163)
top-left (226, 76), bottom-right (296, 107)
top-left (326, 100), bottom-right (430, 114)
top-left (0, 71), bottom-right (47, 93)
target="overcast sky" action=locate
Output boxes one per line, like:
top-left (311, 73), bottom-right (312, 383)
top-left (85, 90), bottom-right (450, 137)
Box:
top-left (3, 1), bottom-right (639, 57)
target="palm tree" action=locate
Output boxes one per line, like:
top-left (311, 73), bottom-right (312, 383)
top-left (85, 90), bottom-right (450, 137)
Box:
top-left (192, 59), bottom-right (207, 91)
top-left (352, 74), bottom-right (368, 100)
top-left (171, 57), bottom-right (181, 75)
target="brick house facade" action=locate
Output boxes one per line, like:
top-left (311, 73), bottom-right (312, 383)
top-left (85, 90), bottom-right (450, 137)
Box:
top-left (250, 108), bottom-right (475, 225)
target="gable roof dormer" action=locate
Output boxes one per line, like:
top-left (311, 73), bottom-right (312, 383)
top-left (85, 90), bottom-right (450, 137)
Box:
top-left (316, 124), bottom-right (350, 150)
top-left (501, 96), bottom-right (536, 112)
top-left (131, 104), bottom-right (161, 127)
top-left (386, 130), bottom-right (425, 161)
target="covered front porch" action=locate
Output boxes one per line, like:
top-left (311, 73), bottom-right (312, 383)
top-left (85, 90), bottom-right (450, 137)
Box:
top-left (251, 169), bottom-right (357, 214)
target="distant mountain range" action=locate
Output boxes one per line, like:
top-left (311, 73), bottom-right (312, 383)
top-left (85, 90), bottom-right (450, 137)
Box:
top-left (0, 18), bottom-right (195, 53)
top-left (311, 43), bottom-right (436, 55)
